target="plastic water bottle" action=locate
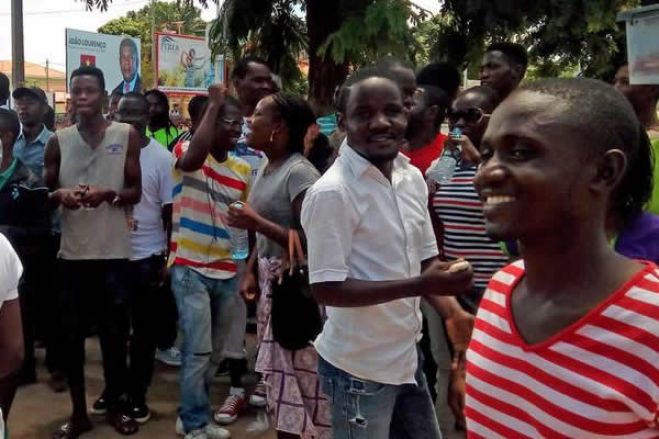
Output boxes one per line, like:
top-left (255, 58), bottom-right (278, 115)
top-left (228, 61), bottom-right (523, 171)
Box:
top-left (229, 202), bottom-right (249, 260)
top-left (426, 127), bottom-right (462, 184)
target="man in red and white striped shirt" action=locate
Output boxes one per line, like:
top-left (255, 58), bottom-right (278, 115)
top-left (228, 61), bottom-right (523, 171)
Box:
top-left (464, 78), bottom-right (659, 438)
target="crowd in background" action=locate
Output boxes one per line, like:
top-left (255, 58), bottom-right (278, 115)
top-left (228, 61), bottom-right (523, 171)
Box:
top-left (0, 39), bottom-right (658, 439)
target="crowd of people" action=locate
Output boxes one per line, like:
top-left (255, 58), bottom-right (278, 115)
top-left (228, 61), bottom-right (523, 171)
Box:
top-left (0, 39), bottom-right (658, 439)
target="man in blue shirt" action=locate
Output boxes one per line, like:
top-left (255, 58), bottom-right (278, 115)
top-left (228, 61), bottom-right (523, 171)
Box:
top-left (12, 87), bottom-right (53, 177)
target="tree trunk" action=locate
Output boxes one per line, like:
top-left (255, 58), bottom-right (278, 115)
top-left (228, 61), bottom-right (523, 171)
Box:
top-left (305, 0), bottom-right (349, 112)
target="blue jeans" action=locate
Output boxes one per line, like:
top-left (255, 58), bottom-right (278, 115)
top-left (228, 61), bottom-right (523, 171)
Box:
top-left (318, 345), bottom-right (442, 439)
top-left (171, 265), bottom-right (238, 433)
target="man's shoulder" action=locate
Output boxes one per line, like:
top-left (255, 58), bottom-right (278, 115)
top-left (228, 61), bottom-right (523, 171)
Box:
top-left (225, 154), bottom-right (252, 179)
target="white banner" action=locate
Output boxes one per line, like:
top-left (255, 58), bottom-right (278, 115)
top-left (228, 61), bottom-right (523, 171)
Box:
top-left (66, 29), bottom-right (142, 94)
top-left (156, 33), bottom-right (220, 93)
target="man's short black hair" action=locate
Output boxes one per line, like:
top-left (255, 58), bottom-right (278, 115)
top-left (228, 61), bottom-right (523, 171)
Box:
top-left (417, 63), bottom-right (461, 99)
top-left (418, 85), bottom-right (448, 129)
top-left (486, 42), bottom-right (529, 71)
top-left (121, 91), bottom-right (149, 112)
top-left (70, 65), bottom-right (106, 91)
top-left (0, 72), bottom-right (9, 103)
top-left (461, 85), bottom-right (501, 110)
top-left (0, 108), bottom-right (21, 144)
top-left (517, 78), bottom-right (651, 224)
top-left (188, 95), bottom-right (208, 124)
top-left (336, 65), bottom-right (401, 114)
top-left (231, 57), bottom-right (269, 81)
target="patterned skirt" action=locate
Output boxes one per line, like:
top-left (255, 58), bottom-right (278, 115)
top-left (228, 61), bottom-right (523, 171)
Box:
top-left (255, 257), bottom-right (331, 439)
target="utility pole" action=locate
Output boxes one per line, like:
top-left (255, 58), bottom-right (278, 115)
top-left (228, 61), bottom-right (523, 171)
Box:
top-left (46, 59), bottom-right (50, 91)
top-left (151, 0), bottom-right (157, 88)
top-left (11, 0), bottom-right (25, 87)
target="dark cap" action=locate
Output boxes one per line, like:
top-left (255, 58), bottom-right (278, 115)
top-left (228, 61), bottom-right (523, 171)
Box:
top-left (12, 87), bottom-right (48, 104)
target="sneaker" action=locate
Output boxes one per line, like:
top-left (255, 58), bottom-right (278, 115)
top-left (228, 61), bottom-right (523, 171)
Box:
top-left (156, 347), bottom-right (182, 367)
top-left (177, 418), bottom-right (231, 439)
top-left (128, 401), bottom-right (151, 424)
top-left (213, 393), bottom-right (246, 425)
top-left (90, 396), bottom-right (108, 416)
top-left (248, 380), bottom-right (267, 408)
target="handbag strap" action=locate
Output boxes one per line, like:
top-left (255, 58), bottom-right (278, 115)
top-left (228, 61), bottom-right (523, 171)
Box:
top-left (285, 229), bottom-right (306, 274)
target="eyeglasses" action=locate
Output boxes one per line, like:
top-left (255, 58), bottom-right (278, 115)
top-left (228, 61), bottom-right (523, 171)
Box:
top-left (220, 118), bottom-right (243, 129)
top-left (446, 107), bottom-right (491, 125)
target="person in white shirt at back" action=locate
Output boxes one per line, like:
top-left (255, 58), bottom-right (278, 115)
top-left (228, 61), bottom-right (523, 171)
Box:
top-left (301, 66), bottom-right (474, 439)
top-left (0, 233), bottom-right (24, 425)
top-left (113, 92), bottom-right (174, 424)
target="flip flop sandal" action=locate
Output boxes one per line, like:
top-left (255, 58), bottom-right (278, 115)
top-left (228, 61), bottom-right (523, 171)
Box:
top-left (106, 413), bottom-right (139, 436)
top-left (52, 420), bottom-right (93, 439)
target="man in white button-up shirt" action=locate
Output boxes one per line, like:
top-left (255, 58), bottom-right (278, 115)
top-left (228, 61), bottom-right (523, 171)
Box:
top-left (302, 70), bottom-right (474, 438)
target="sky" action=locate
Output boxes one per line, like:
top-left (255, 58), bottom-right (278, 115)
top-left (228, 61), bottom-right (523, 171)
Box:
top-left (0, 0), bottom-right (441, 73)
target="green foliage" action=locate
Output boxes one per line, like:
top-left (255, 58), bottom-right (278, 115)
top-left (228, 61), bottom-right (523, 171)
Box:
top-left (319, 0), bottom-right (426, 67)
top-left (97, 1), bottom-right (207, 89)
top-left (208, 0), bottom-right (307, 91)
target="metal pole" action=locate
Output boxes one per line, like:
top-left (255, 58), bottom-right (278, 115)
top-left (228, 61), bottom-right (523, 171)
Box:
top-left (11, 0), bottom-right (25, 87)
top-left (151, 0), bottom-right (156, 88)
top-left (46, 59), bottom-right (50, 91)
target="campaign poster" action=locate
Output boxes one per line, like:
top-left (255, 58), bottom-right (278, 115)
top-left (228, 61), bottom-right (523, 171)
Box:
top-left (626, 11), bottom-right (659, 84)
top-left (156, 33), bottom-right (218, 93)
top-left (66, 29), bottom-right (142, 94)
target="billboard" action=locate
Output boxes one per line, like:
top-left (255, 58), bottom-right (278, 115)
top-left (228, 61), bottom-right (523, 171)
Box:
top-left (156, 33), bottom-right (222, 94)
top-left (620, 4), bottom-right (659, 84)
top-left (66, 29), bottom-right (142, 94)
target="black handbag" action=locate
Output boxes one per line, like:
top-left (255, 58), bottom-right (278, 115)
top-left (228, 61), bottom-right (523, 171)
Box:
top-left (271, 229), bottom-right (323, 350)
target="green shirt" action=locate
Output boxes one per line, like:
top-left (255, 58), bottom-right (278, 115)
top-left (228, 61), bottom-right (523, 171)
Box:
top-left (146, 125), bottom-right (180, 150)
top-left (0, 158), bottom-right (18, 191)
top-left (648, 138), bottom-right (659, 215)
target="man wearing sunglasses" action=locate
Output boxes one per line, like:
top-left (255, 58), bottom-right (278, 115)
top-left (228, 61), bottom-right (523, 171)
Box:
top-left (480, 42), bottom-right (528, 100)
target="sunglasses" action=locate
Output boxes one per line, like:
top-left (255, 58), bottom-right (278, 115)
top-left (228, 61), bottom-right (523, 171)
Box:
top-left (446, 107), bottom-right (491, 124)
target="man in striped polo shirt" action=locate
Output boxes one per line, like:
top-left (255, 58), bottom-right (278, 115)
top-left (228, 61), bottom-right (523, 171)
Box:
top-left (169, 84), bottom-right (250, 439)
top-left (466, 78), bottom-right (659, 438)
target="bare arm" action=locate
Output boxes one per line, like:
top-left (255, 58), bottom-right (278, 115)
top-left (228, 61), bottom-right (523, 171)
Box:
top-left (311, 258), bottom-right (473, 308)
top-left (177, 84), bottom-right (225, 172)
top-left (0, 298), bottom-right (23, 421)
top-left (228, 190), bottom-right (308, 250)
top-left (116, 126), bottom-right (142, 205)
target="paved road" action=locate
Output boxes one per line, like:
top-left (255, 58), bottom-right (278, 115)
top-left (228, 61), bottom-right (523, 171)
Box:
top-left (8, 338), bottom-right (276, 439)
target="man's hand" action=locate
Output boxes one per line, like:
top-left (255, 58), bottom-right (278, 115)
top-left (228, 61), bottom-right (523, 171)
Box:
top-left (208, 83), bottom-right (227, 106)
top-left (79, 185), bottom-right (114, 208)
top-left (227, 202), bottom-right (262, 232)
top-left (419, 259), bottom-right (473, 296)
top-left (240, 270), bottom-right (260, 302)
top-left (448, 364), bottom-right (467, 430)
top-left (53, 188), bottom-right (83, 210)
top-left (447, 134), bottom-right (480, 164)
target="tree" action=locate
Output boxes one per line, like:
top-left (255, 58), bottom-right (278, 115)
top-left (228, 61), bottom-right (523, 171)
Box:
top-left (97, 1), bottom-right (207, 88)
top-left (209, 0), bottom-right (424, 109)
top-left (430, 0), bottom-right (641, 79)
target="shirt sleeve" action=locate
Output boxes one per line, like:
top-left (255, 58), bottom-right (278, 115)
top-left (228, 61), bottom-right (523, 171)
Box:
top-left (287, 161), bottom-right (321, 203)
top-left (0, 234), bottom-right (23, 310)
top-left (417, 176), bottom-right (439, 261)
top-left (301, 187), bottom-right (355, 284)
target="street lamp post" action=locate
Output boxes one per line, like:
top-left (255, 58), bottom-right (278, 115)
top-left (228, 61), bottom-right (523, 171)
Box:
top-left (11, 0), bottom-right (25, 87)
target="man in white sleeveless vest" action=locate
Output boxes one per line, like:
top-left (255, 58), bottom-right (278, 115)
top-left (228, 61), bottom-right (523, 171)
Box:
top-left (44, 66), bottom-right (142, 439)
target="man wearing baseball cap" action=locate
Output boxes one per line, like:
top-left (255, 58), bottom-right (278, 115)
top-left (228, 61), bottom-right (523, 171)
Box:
top-left (12, 86), bottom-right (53, 178)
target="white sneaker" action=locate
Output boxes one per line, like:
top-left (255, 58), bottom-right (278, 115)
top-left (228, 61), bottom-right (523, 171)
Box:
top-left (176, 418), bottom-right (231, 439)
top-left (184, 429), bottom-right (207, 439)
top-left (248, 380), bottom-right (267, 408)
top-left (156, 347), bottom-right (182, 367)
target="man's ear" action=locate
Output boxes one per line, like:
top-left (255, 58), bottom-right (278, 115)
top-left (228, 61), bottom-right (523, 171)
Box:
top-left (592, 149), bottom-right (627, 194)
top-left (336, 112), bottom-right (346, 131)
